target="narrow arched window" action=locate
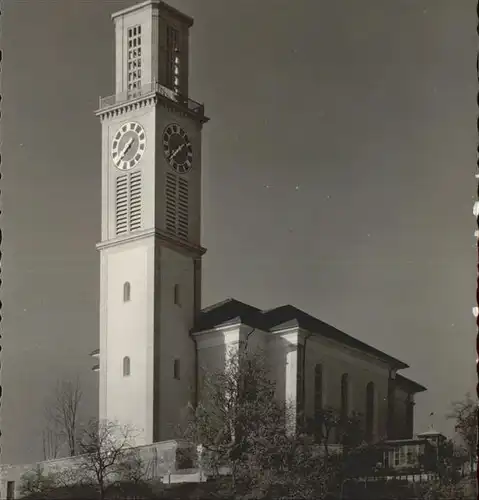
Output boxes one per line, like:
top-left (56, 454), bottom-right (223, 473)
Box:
top-left (365, 381), bottom-right (375, 442)
top-left (123, 282), bottom-right (131, 302)
top-left (174, 284), bottom-right (181, 306)
top-left (336, 373), bottom-right (350, 444)
top-left (340, 373), bottom-right (349, 418)
top-left (314, 364), bottom-right (323, 416)
top-left (123, 356), bottom-right (131, 376)
top-left (174, 359), bottom-right (181, 380)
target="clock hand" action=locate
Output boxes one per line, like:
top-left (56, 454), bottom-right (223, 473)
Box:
top-left (169, 146), bottom-right (181, 161)
top-left (169, 143), bottom-right (185, 161)
top-left (119, 138), bottom-right (134, 160)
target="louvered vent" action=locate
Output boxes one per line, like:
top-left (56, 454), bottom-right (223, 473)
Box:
top-left (115, 175), bottom-right (128, 235)
top-left (165, 172), bottom-right (177, 235)
top-left (178, 178), bottom-right (189, 240)
top-left (129, 171), bottom-right (142, 231)
top-left (165, 172), bottom-right (189, 241)
top-left (115, 172), bottom-right (143, 236)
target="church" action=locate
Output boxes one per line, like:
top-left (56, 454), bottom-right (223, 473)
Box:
top-left (1, 1), bottom-right (426, 497)
top-left (92, 0), bottom-right (425, 446)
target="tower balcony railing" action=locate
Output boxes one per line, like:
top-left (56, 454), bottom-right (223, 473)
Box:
top-left (98, 81), bottom-right (205, 117)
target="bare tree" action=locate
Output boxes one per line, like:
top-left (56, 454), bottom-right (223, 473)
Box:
top-left (42, 426), bottom-right (61, 461)
top-left (45, 377), bottom-right (83, 457)
top-left (76, 418), bottom-right (145, 500)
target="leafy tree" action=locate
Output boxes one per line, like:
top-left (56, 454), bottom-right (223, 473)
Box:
top-left (339, 410), bottom-right (365, 449)
top-left (180, 341), bottom-right (334, 498)
top-left (340, 441), bottom-right (386, 478)
top-left (237, 429), bottom-right (334, 499)
top-left (181, 342), bottom-right (277, 474)
top-left (415, 479), bottom-right (469, 500)
top-left (419, 438), bottom-right (466, 485)
top-left (447, 393), bottom-right (477, 476)
top-left (306, 406), bottom-right (341, 457)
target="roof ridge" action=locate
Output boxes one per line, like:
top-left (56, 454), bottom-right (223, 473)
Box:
top-left (200, 297), bottom-right (237, 313)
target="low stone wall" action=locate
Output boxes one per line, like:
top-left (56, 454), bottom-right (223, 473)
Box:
top-left (136, 439), bottom-right (196, 480)
top-left (0, 439), bottom-right (198, 499)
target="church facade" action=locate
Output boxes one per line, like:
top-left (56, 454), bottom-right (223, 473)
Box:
top-left (93, 0), bottom-right (426, 448)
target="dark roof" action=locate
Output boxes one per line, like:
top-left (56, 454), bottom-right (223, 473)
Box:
top-left (193, 298), bottom-right (408, 369)
top-left (264, 305), bottom-right (408, 369)
top-left (396, 374), bottom-right (427, 393)
top-left (192, 298), bottom-right (271, 332)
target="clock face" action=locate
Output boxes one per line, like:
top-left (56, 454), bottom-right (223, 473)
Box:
top-left (163, 124), bottom-right (193, 174)
top-left (111, 121), bottom-right (146, 171)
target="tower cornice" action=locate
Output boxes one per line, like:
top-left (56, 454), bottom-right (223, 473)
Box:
top-left (95, 82), bottom-right (209, 124)
top-left (111, 0), bottom-right (194, 28)
top-left (96, 227), bottom-right (206, 258)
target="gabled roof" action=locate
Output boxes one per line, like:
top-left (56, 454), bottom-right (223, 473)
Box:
top-left (396, 374), bottom-right (427, 393)
top-left (192, 298), bottom-right (270, 333)
top-left (263, 304), bottom-right (408, 369)
top-left (193, 298), bottom-right (408, 370)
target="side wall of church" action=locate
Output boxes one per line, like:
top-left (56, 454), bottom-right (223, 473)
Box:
top-left (195, 325), bottom-right (398, 443)
top-left (303, 335), bottom-right (391, 441)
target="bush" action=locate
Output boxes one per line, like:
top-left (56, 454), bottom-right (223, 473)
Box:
top-left (22, 481), bottom-right (158, 500)
top-left (20, 466), bottom-right (57, 497)
top-left (22, 483), bottom-right (98, 500)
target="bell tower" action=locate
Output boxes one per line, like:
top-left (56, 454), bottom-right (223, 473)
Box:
top-left (95, 0), bottom-right (208, 446)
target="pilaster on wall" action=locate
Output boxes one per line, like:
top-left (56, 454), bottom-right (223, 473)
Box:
top-left (387, 370), bottom-right (396, 439)
top-left (269, 328), bottom-right (303, 435)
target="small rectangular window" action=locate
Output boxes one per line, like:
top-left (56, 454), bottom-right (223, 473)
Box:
top-left (174, 359), bottom-right (180, 380)
top-left (174, 284), bottom-right (181, 306)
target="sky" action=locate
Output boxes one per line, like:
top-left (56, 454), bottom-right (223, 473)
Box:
top-left (1, 0), bottom-right (476, 464)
